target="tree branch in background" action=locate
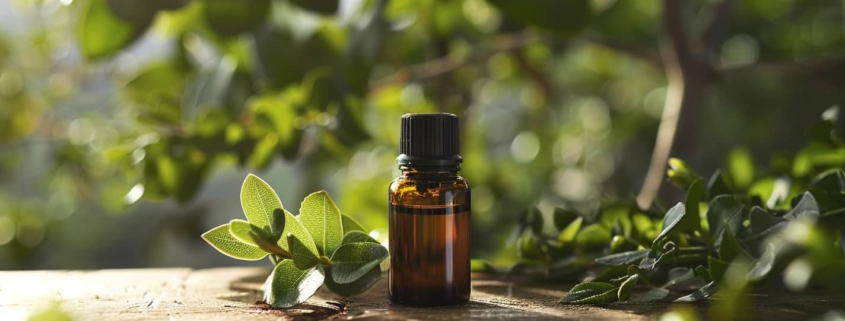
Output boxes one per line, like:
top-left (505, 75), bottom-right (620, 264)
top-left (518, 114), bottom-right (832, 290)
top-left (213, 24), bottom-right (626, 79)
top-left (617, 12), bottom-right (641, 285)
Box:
top-left (369, 31), bottom-right (539, 92)
top-left (637, 0), bottom-right (724, 210)
top-left (512, 49), bottom-right (557, 99)
top-left (580, 32), bottom-right (664, 68)
top-left (700, 0), bottom-right (736, 58)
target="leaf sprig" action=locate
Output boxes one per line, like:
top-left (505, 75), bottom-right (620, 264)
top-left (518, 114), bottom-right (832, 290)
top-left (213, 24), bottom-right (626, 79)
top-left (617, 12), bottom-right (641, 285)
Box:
top-left (202, 174), bottom-right (387, 308)
top-left (505, 108), bottom-right (845, 307)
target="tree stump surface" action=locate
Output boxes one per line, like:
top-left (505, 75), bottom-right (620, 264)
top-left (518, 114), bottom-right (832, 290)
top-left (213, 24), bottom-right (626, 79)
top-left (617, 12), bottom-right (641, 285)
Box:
top-left (0, 267), bottom-right (841, 320)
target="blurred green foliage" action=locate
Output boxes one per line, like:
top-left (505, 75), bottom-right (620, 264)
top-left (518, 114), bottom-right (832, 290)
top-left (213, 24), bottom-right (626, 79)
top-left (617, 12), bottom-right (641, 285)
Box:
top-left (0, 0), bottom-right (843, 273)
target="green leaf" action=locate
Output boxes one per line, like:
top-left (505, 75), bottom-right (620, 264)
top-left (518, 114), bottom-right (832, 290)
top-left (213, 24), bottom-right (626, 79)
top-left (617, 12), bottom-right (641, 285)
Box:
top-left (341, 230), bottom-right (378, 245)
top-left (289, 0), bottom-right (339, 14)
top-left (667, 158), bottom-right (701, 189)
top-left (323, 265), bottom-right (382, 297)
top-left (708, 257), bottom-right (729, 282)
top-left (203, 0), bottom-right (270, 37)
top-left (719, 226), bottom-right (751, 263)
top-left (526, 206), bottom-right (544, 235)
top-left (617, 274), bottom-right (639, 301)
top-left (575, 224), bottom-right (612, 252)
top-left (201, 224), bottom-right (267, 261)
top-left (783, 192), bottom-right (820, 220)
top-left (559, 282), bottom-right (618, 304)
top-left (727, 147), bottom-right (755, 189)
top-left (275, 209), bottom-right (317, 254)
top-left (809, 169), bottom-right (845, 193)
top-left (629, 288), bottom-right (670, 302)
top-left (263, 260), bottom-right (325, 308)
top-left (250, 231), bottom-right (286, 255)
top-left (240, 174), bottom-right (283, 228)
top-left (516, 235), bottom-right (545, 260)
top-left (707, 170), bottom-right (732, 198)
top-left (270, 209), bottom-right (286, 239)
top-left (487, 0), bottom-right (591, 39)
top-left (229, 219), bottom-right (263, 246)
top-left (748, 206), bottom-right (786, 236)
top-left (639, 246), bottom-right (677, 270)
top-left (558, 217), bottom-right (583, 243)
top-left (341, 214), bottom-right (367, 233)
top-left (471, 259), bottom-right (497, 273)
top-left (300, 191), bottom-right (344, 256)
top-left (664, 268), bottom-right (696, 288)
top-left (652, 203), bottom-right (686, 251)
top-left (78, 0), bottom-right (150, 60)
top-left (329, 242), bottom-right (389, 284)
top-left (553, 208), bottom-right (580, 232)
top-left (594, 250), bottom-right (650, 267)
top-left (706, 195), bottom-right (744, 247)
top-left (288, 233), bottom-right (320, 270)
top-left (674, 281), bottom-right (718, 302)
top-left (683, 178), bottom-right (704, 233)
top-left (748, 243), bottom-right (776, 281)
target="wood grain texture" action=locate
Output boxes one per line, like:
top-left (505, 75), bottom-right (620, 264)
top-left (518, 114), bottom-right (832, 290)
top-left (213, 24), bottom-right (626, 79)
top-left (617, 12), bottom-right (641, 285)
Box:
top-left (1, 268), bottom-right (842, 320)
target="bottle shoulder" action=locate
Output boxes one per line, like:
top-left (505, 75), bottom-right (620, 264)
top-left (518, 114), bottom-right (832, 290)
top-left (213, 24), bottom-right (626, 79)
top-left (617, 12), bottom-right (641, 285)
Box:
top-left (389, 174), bottom-right (470, 206)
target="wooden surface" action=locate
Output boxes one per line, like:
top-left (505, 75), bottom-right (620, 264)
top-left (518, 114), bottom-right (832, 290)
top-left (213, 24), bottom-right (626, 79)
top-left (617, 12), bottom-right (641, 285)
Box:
top-left (0, 268), bottom-right (842, 320)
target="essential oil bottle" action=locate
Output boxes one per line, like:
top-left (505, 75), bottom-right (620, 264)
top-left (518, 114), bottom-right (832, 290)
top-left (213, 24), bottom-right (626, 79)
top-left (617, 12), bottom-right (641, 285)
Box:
top-left (388, 113), bottom-right (471, 306)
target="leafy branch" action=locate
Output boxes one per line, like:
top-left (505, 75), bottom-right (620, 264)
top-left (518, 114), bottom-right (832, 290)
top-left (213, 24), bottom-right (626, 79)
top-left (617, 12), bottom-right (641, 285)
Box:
top-left (503, 108), bottom-right (845, 308)
top-left (202, 174), bottom-right (386, 308)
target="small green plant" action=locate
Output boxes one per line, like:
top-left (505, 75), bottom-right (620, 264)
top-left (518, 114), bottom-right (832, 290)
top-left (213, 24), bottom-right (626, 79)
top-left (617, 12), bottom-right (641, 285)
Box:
top-left (202, 174), bottom-right (387, 308)
top-left (505, 108), bottom-right (845, 312)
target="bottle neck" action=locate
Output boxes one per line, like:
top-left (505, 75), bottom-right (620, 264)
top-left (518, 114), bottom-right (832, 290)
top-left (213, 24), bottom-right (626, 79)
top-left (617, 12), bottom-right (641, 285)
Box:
top-left (396, 154), bottom-right (462, 172)
top-left (399, 165), bottom-right (461, 175)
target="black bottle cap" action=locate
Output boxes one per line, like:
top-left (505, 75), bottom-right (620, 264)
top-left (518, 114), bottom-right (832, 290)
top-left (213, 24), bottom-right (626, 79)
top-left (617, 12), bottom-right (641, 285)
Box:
top-left (397, 113), bottom-right (462, 168)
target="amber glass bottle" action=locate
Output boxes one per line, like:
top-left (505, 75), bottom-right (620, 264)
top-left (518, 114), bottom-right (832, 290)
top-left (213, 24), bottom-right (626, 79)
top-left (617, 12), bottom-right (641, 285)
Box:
top-left (388, 113), bottom-right (471, 306)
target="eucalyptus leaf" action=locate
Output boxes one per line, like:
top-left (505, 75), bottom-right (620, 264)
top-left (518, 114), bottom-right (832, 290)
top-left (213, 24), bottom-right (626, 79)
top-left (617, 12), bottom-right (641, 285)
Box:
top-left (719, 226), bottom-right (751, 263)
top-left (617, 274), bottom-right (639, 301)
top-left (707, 195), bottom-right (744, 247)
top-left (638, 246), bottom-right (677, 270)
top-left (240, 174), bottom-right (282, 228)
top-left (559, 217), bottom-right (583, 243)
top-left (270, 209), bottom-right (286, 238)
top-left (342, 230), bottom-right (379, 245)
top-left (201, 224), bottom-right (267, 261)
top-left (664, 268), bottom-right (696, 288)
top-left (707, 170), bottom-right (732, 198)
top-left (263, 260), bottom-right (325, 308)
top-left (674, 281), bottom-right (718, 302)
top-left (288, 233), bottom-right (320, 270)
top-left (652, 203), bottom-right (686, 251)
top-left (748, 206), bottom-right (786, 236)
top-left (747, 243), bottom-right (776, 281)
top-left (594, 250), bottom-right (650, 267)
top-left (553, 208), bottom-right (580, 232)
top-left (324, 265), bottom-right (382, 297)
top-left (708, 257), bottom-right (729, 282)
top-left (330, 242), bottom-right (389, 284)
top-left (559, 282), bottom-right (618, 304)
top-left (300, 191), bottom-right (344, 256)
top-left (341, 214), bottom-right (367, 233)
top-left (783, 192), bottom-right (820, 220)
top-left (229, 219), bottom-right (262, 246)
top-left (683, 178), bottom-right (704, 232)
top-left (575, 224), bottom-right (612, 252)
top-left (629, 288), bottom-right (670, 302)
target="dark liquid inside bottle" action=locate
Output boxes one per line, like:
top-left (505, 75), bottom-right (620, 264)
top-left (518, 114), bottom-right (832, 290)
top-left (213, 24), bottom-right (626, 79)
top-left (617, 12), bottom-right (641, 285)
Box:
top-left (388, 203), bottom-right (471, 306)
